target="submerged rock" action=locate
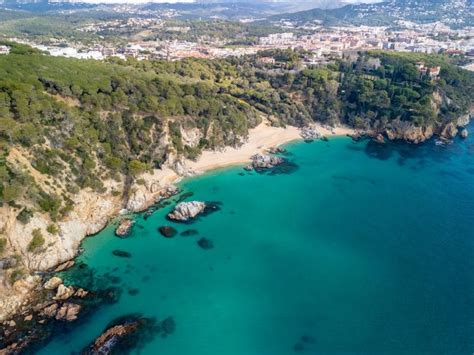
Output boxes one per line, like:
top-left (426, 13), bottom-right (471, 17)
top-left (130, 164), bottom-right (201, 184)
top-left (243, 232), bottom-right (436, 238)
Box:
top-left (112, 250), bottom-right (132, 258)
top-left (115, 219), bottom-right (135, 238)
top-left (168, 201), bottom-right (206, 221)
top-left (157, 316), bottom-right (176, 337)
top-left (197, 238), bottom-right (214, 250)
top-left (180, 229), bottom-right (199, 237)
top-left (158, 226), bottom-right (178, 238)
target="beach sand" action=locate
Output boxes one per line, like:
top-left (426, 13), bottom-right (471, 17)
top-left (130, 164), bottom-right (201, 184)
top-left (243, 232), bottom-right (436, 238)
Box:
top-left (151, 122), bottom-right (355, 186)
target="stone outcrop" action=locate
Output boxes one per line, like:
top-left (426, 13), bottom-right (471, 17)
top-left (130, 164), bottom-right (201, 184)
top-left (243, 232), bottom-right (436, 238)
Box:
top-left (115, 219), bottom-right (134, 237)
top-left (249, 154), bottom-right (285, 170)
top-left (460, 129), bottom-right (469, 138)
top-left (83, 318), bottom-right (142, 354)
top-left (300, 127), bottom-right (321, 141)
top-left (54, 284), bottom-right (75, 300)
top-left (55, 302), bottom-right (81, 321)
top-left (439, 122), bottom-right (458, 140)
top-left (385, 119), bottom-right (435, 143)
top-left (168, 201), bottom-right (206, 221)
top-left (43, 276), bottom-right (62, 290)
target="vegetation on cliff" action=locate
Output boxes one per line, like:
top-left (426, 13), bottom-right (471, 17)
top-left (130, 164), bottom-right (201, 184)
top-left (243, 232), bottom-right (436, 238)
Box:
top-left (0, 42), bottom-right (472, 230)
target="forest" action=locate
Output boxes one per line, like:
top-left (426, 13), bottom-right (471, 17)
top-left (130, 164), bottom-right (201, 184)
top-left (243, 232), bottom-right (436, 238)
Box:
top-left (0, 42), bottom-right (473, 222)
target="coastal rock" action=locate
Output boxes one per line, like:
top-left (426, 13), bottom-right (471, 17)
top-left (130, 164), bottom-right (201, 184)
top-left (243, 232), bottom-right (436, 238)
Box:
top-left (168, 201), bottom-right (206, 221)
top-left (456, 114), bottom-right (470, 127)
top-left (43, 276), bottom-right (63, 290)
top-left (250, 154), bottom-right (284, 170)
top-left (74, 288), bottom-right (89, 298)
top-left (40, 302), bottom-right (58, 318)
top-left (54, 260), bottom-right (75, 272)
top-left (158, 226), bottom-right (178, 238)
top-left (300, 127), bottom-right (321, 141)
top-left (460, 129), bottom-right (469, 138)
top-left (54, 284), bottom-right (75, 300)
top-left (12, 276), bottom-right (40, 296)
top-left (83, 318), bottom-right (143, 354)
top-left (267, 147), bottom-right (287, 154)
top-left (373, 133), bottom-right (385, 144)
top-left (115, 219), bottom-right (134, 238)
top-left (0, 257), bottom-right (18, 270)
top-left (385, 119), bottom-right (434, 143)
top-left (55, 302), bottom-right (81, 321)
top-left (440, 122), bottom-right (458, 140)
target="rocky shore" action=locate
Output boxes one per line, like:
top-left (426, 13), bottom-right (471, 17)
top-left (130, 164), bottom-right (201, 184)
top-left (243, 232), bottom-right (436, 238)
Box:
top-left (0, 114), bottom-right (471, 343)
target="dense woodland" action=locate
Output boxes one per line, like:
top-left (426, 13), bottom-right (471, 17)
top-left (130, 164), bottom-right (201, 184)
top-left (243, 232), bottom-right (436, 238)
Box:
top-left (0, 42), bottom-right (473, 224)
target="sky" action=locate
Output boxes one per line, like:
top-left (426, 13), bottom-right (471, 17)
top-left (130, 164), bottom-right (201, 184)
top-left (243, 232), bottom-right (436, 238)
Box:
top-left (73, 0), bottom-right (382, 4)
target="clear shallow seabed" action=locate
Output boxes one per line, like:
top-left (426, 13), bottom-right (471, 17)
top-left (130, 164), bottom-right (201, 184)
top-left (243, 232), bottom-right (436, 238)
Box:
top-left (39, 131), bottom-right (474, 354)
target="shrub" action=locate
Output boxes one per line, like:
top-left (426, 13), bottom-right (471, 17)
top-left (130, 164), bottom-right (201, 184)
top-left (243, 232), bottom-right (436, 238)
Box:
top-left (0, 237), bottom-right (6, 254)
top-left (46, 224), bottom-right (59, 234)
top-left (16, 208), bottom-right (33, 224)
top-left (27, 228), bottom-right (45, 253)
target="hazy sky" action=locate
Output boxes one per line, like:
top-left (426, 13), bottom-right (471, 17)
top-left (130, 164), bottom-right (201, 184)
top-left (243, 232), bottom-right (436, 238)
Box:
top-left (76, 0), bottom-right (381, 4)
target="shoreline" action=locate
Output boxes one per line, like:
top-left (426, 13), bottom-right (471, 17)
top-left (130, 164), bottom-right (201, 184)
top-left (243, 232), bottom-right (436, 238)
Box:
top-left (150, 122), bottom-right (355, 188)
top-left (0, 122), bottom-right (354, 324)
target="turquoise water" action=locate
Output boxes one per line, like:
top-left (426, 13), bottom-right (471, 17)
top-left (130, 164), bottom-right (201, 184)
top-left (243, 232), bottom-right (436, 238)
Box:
top-left (39, 133), bottom-right (474, 354)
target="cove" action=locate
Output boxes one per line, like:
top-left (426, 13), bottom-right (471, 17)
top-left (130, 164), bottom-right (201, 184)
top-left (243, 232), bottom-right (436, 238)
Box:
top-left (38, 133), bottom-right (474, 354)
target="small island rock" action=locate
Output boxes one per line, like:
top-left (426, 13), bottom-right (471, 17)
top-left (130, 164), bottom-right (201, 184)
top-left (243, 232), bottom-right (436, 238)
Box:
top-left (168, 201), bottom-right (206, 221)
top-left (250, 153), bottom-right (284, 170)
top-left (158, 226), bottom-right (178, 238)
top-left (115, 219), bottom-right (135, 237)
top-left (460, 129), bottom-right (469, 138)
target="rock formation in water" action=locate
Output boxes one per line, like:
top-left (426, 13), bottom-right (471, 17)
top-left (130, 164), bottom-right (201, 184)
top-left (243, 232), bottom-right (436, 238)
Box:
top-left (167, 201), bottom-right (206, 221)
top-left (158, 226), bottom-right (178, 238)
top-left (248, 154), bottom-right (285, 170)
top-left (115, 219), bottom-right (135, 238)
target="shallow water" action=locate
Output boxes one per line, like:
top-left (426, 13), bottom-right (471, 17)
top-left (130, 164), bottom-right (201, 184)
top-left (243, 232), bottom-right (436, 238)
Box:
top-left (39, 131), bottom-right (474, 354)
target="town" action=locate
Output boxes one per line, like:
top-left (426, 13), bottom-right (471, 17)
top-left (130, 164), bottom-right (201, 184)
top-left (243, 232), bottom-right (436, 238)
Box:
top-left (2, 16), bottom-right (473, 70)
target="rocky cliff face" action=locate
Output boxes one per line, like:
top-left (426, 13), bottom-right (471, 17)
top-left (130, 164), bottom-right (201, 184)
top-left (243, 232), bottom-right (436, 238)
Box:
top-left (0, 153), bottom-right (180, 321)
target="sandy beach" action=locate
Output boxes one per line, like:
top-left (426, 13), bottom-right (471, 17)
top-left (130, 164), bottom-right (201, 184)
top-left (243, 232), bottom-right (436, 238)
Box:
top-left (151, 122), bottom-right (355, 187)
top-left (188, 121), bottom-right (354, 173)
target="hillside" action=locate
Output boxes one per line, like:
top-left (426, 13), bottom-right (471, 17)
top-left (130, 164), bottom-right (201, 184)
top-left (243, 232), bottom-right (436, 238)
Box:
top-left (268, 0), bottom-right (474, 28)
top-left (0, 45), bottom-right (472, 310)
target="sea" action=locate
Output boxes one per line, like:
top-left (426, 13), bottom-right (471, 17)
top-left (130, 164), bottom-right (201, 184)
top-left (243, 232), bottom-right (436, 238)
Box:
top-left (38, 129), bottom-right (474, 355)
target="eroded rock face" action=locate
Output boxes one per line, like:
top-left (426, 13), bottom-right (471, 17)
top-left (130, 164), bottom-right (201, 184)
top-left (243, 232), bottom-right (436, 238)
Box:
top-left (167, 201), bottom-right (206, 221)
top-left (440, 122), bottom-right (458, 140)
top-left (385, 119), bottom-right (434, 143)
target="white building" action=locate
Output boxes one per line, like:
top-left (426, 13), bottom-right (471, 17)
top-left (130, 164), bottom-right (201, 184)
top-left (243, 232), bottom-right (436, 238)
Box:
top-left (0, 45), bottom-right (10, 55)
